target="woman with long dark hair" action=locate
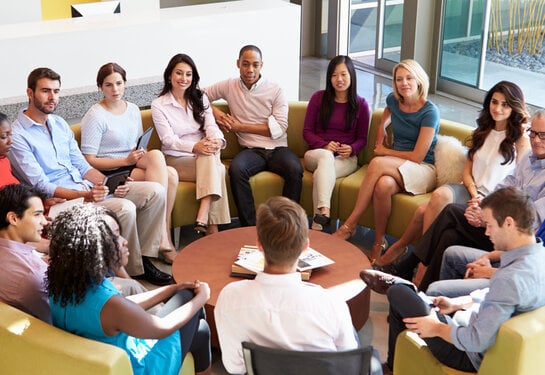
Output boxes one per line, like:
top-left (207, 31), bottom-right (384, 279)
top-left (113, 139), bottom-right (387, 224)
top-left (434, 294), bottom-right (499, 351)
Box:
top-left (47, 204), bottom-right (212, 375)
top-left (152, 54), bottom-right (229, 235)
top-left (303, 55), bottom-right (370, 230)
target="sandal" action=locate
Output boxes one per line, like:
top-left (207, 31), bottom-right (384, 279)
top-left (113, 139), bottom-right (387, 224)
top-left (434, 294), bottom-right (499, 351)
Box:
top-left (194, 221), bottom-right (208, 235)
top-left (369, 239), bottom-right (388, 265)
top-left (158, 248), bottom-right (177, 265)
top-left (333, 224), bottom-right (354, 240)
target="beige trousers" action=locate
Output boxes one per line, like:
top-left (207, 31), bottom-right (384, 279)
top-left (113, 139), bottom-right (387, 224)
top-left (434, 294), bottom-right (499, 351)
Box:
top-left (99, 181), bottom-right (165, 275)
top-left (304, 148), bottom-right (358, 213)
top-left (166, 153), bottom-right (230, 225)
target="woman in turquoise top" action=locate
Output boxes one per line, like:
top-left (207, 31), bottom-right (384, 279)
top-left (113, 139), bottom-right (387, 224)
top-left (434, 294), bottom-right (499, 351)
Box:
top-left (47, 205), bottom-right (211, 375)
top-left (334, 59), bottom-right (440, 264)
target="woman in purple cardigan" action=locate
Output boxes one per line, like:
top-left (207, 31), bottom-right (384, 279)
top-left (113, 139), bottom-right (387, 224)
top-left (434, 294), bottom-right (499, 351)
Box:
top-left (303, 55), bottom-right (370, 230)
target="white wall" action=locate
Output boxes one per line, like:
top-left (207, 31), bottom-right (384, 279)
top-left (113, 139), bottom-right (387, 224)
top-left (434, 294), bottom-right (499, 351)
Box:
top-left (0, 0), bottom-right (300, 102)
top-left (0, 0), bottom-right (41, 25)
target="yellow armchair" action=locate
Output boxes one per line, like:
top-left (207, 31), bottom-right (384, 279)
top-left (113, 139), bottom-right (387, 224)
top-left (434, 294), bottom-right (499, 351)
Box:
top-left (0, 302), bottom-right (195, 375)
top-left (393, 305), bottom-right (545, 375)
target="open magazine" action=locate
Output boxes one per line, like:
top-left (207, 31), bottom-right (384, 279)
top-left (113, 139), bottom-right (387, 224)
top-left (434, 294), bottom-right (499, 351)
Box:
top-left (232, 245), bottom-right (334, 280)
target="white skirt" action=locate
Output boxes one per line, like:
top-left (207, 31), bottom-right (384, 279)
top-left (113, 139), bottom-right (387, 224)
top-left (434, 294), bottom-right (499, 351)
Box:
top-left (398, 159), bottom-right (436, 195)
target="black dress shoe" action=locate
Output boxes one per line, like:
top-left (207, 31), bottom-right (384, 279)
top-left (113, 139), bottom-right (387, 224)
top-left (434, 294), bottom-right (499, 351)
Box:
top-left (313, 213), bottom-right (331, 226)
top-left (359, 269), bottom-right (415, 295)
top-left (133, 256), bottom-right (173, 286)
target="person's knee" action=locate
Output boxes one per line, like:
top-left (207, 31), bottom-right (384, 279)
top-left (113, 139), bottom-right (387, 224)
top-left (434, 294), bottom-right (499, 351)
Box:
top-left (229, 159), bottom-right (250, 180)
top-left (429, 187), bottom-right (452, 207)
top-left (167, 166), bottom-right (179, 184)
top-left (374, 176), bottom-right (397, 197)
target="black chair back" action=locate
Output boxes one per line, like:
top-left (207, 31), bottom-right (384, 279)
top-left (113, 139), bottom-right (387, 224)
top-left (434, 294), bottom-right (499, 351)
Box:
top-left (242, 341), bottom-right (373, 375)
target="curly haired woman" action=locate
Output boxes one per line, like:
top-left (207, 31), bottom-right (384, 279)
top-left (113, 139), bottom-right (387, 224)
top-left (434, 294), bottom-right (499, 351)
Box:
top-left (47, 204), bottom-right (212, 375)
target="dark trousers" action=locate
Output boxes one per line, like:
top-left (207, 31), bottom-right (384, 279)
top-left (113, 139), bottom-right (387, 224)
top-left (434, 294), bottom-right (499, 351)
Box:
top-left (157, 290), bottom-right (211, 372)
top-left (387, 284), bottom-right (476, 372)
top-left (229, 147), bottom-right (303, 226)
top-left (414, 204), bottom-right (494, 290)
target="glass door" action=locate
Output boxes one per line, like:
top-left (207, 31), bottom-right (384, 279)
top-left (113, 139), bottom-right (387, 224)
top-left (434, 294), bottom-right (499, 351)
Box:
top-left (437, 0), bottom-right (488, 95)
top-left (349, 0), bottom-right (404, 71)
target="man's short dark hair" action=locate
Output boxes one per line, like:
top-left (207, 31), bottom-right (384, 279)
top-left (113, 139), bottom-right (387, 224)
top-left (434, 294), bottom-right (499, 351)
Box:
top-left (27, 67), bottom-right (61, 91)
top-left (0, 184), bottom-right (47, 230)
top-left (481, 187), bottom-right (536, 235)
top-left (239, 45), bottom-right (262, 60)
top-left (256, 196), bottom-right (308, 268)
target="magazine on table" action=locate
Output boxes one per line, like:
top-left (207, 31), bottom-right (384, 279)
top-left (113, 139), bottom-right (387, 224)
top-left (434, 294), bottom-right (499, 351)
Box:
top-left (231, 245), bottom-right (334, 280)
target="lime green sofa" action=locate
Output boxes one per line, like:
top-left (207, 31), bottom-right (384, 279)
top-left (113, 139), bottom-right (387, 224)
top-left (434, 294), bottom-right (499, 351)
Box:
top-left (0, 302), bottom-right (195, 375)
top-left (393, 305), bottom-right (545, 375)
top-left (70, 102), bottom-right (473, 237)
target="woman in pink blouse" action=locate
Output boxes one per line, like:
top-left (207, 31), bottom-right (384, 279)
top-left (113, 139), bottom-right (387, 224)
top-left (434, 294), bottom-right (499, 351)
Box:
top-left (152, 54), bottom-right (230, 235)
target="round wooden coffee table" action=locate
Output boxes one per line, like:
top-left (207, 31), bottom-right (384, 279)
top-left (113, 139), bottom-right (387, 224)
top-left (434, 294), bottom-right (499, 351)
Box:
top-left (172, 226), bottom-right (371, 347)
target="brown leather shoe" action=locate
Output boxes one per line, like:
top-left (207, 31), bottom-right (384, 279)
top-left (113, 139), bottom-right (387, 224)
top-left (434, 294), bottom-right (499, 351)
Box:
top-left (359, 269), bottom-right (415, 295)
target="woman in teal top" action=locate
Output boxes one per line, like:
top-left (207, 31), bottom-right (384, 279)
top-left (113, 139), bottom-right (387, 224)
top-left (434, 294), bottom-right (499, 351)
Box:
top-left (47, 205), bottom-right (211, 375)
top-left (334, 59), bottom-right (440, 264)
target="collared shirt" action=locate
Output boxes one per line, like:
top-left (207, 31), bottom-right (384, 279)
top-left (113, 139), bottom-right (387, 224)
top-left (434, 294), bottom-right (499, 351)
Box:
top-left (9, 109), bottom-right (93, 197)
top-left (151, 92), bottom-right (225, 157)
top-left (449, 240), bottom-right (545, 369)
top-left (204, 77), bottom-right (288, 149)
top-left (215, 272), bottom-right (358, 374)
top-left (0, 238), bottom-right (50, 323)
top-left (497, 151), bottom-right (545, 223)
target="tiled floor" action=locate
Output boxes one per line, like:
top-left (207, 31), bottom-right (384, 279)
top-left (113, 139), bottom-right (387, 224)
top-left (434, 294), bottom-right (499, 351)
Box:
top-left (146, 57), bottom-right (486, 374)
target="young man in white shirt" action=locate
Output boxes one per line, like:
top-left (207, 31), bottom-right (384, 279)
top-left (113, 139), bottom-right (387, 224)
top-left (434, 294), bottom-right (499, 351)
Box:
top-left (215, 196), bottom-right (358, 374)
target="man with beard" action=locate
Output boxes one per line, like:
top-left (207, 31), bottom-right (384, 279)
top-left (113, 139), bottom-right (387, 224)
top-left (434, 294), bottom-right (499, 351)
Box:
top-left (8, 67), bottom-right (172, 286)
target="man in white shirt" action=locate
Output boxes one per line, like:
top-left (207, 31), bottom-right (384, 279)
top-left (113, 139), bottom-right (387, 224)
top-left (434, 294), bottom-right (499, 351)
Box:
top-left (215, 196), bottom-right (358, 374)
top-left (205, 45), bottom-right (303, 226)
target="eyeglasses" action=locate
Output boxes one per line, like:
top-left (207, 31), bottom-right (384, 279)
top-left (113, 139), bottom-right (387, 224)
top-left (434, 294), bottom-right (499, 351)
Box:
top-left (527, 129), bottom-right (545, 140)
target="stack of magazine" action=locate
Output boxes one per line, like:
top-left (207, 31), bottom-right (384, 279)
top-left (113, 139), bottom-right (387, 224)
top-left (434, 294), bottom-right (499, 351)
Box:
top-left (231, 245), bottom-right (335, 280)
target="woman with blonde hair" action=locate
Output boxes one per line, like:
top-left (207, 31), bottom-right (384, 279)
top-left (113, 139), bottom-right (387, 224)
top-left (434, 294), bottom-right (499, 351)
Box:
top-left (334, 59), bottom-right (439, 264)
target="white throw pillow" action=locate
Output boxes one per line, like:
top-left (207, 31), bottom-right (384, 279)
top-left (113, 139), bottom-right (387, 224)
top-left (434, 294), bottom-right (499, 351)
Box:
top-left (434, 135), bottom-right (467, 186)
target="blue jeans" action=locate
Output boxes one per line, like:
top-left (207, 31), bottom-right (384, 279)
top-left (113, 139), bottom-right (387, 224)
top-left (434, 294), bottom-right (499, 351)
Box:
top-left (229, 147), bottom-right (303, 226)
top-left (426, 246), bottom-right (495, 297)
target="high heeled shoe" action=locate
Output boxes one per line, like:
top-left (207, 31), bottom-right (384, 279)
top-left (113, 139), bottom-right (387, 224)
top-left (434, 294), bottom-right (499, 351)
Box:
top-left (333, 224), bottom-right (354, 240)
top-left (369, 238), bottom-right (388, 265)
top-left (194, 221), bottom-right (208, 235)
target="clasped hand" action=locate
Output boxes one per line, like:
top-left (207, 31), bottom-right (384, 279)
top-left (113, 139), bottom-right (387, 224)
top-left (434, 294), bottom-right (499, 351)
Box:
top-left (324, 141), bottom-right (352, 158)
top-left (216, 112), bottom-right (241, 133)
top-left (464, 199), bottom-right (483, 227)
top-left (193, 137), bottom-right (222, 155)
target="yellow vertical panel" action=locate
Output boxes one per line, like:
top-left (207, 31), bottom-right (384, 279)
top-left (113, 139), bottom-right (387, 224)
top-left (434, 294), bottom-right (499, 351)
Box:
top-left (41, 0), bottom-right (98, 20)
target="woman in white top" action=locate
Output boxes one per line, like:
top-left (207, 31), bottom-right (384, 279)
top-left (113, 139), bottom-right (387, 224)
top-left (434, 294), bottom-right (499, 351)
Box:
top-left (151, 54), bottom-right (230, 235)
top-left (81, 63), bottom-right (179, 264)
top-left (375, 80), bottom-right (530, 268)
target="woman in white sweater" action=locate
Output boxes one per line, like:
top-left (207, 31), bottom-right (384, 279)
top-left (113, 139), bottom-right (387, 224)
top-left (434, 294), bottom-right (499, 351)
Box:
top-left (81, 62), bottom-right (179, 264)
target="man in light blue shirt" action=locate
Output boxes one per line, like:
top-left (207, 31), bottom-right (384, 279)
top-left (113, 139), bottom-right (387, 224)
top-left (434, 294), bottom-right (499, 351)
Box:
top-left (383, 187), bottom-right (545, 372)
top-left (8, 67), bottom-right (172, 286)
